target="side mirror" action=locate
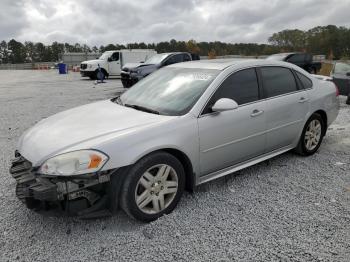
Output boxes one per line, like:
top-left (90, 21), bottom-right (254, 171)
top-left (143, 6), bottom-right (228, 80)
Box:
top-left (107, 57), bottom-right (112, 62)
top-left (211, 98), bottom-right (239, 113)
top-left (346, 72), bottom-right (350, 77)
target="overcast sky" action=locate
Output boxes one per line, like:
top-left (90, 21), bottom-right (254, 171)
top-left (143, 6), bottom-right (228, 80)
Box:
top-left (1, 0), bottom-right (350, 46)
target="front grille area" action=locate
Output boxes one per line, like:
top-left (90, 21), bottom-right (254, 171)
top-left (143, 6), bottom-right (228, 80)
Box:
top-left (10, 156), bottom-right (34, 184)
top-left (10, 156), bottom-right (36, 203)
top-left (10, 154), bottom-right (59, 205)
top-left (80, 63), bottom-right (87, 70)
top-left (9, 153), bottom-right (111, 216)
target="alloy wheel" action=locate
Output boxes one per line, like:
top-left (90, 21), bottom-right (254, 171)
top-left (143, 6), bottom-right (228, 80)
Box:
top-left (304, 119), bottom-right (322, 151)
top-left (135, 164), bottom-right (178, 214)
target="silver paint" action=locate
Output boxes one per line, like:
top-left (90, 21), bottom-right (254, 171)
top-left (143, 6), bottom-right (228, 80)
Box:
top-left (17, 59), bottom-right (340, 186)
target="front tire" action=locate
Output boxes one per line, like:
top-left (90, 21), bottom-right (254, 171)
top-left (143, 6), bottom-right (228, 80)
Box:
top-left (120, 152), bottom-right (185, 222)
top-left (295, 113), bottom-right (325, 156)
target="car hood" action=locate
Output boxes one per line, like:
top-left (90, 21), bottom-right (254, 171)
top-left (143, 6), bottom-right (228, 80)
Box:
top-left (123, 63), bottom-right (159, 72)
top-left (81, 59), bottom-right (104, 65)
top-left (18, 100), bottom-right (173, 166)
top-left (123, 63), bottom-right (143, 70)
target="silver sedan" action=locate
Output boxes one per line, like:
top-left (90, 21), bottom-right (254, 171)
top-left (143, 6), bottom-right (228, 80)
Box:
top-left (10, 59), bottom-right (339, 221)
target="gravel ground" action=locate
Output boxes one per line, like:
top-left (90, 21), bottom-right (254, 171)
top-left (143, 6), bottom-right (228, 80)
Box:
top-left (0, 70), bottom-right (349, 262)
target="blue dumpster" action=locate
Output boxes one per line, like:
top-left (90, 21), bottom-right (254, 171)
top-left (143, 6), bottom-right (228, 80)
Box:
top-left (58, 63), bottom-right (67, 74)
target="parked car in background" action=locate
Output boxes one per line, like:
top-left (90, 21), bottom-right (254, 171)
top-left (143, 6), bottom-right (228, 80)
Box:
top-left (80, 49), bottom-right (156, 80)
top-left (10, 59), bottom-right (339, 222)
top-left (266, 52), bottom-right (322, 74)
top-left (121, 52), bottom-right (198, 88)
top-left (330, 61), bottom-right (350, 104)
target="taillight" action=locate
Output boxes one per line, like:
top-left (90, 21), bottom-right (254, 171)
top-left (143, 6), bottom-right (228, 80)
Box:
top-left (334, 83), bottom-right (339, 97)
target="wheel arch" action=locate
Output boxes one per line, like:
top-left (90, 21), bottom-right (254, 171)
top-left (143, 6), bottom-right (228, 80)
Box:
top-left (313, 109), bottom-right (328, 135)
top-left (137, 148), bottom-right (195, 192)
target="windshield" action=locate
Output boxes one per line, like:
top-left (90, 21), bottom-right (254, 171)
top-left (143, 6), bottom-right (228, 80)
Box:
top-left (266, 54), bottom-right (289, 61)
top-left (119, 67), bottom-right (219, 116)
top-left (99, 52), bottom-right (112, 60)
top-left (144, 54), bottom-right (170, 64)
top-left (334, 62), bottom-right (350, 74)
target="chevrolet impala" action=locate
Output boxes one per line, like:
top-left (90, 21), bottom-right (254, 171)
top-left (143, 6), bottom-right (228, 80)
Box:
top-left (10, 59), bottom-right (339, 221)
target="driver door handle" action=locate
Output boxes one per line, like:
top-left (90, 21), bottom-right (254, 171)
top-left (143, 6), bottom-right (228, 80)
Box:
top-left (250, 109), bottom-right (264, 117)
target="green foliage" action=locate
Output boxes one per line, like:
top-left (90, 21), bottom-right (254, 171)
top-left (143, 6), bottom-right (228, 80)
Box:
top-left (1, 24), bottom-right (349, 63)
top-left (268, 29), bottom-right (306, 50)
top-left (268, 25), bottom-right (350, 59)
top-left (7, 39), bottom-right (26, 63)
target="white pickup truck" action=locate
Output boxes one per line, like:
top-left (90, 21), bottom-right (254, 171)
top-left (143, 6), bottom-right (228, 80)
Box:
top-left (80, 49), bottom-right (156, 80)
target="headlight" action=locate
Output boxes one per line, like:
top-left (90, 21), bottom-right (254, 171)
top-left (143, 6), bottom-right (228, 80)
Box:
top-left (38, 150), bottom-right (108, 176)
top-left (88, 64), bottom-right (92, 69)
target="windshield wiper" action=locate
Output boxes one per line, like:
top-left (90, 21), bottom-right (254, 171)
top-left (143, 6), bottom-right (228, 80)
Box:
top-left (124, 104), bottom-right (160, 115)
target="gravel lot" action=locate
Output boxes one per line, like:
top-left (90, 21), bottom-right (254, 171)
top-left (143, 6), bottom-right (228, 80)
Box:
top-left (0, 70), bottom-right (349, 261)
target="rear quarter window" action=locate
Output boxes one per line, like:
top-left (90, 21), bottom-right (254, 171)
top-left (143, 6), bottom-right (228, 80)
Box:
top-left (295, 71), bottom-right (313, 89)
top-left (260, 67), bottom-right (298, 98)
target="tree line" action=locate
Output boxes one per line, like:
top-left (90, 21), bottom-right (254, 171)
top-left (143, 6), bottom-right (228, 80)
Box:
top-left (268, 25), bottom-right (350, 60)
top-left (0, 25), bottom-right (349, 64)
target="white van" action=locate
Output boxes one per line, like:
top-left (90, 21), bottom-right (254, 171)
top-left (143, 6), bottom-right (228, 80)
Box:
top-left (80, 49), bottom-right (156, 79)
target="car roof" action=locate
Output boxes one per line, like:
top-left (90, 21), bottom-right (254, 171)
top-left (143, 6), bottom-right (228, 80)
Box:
top-left (104, 49), bottom-right (154, 52)
top-left (158, 52), bottom-right (189, 55)
top-left (269, 52), bottom-right (293, 56)
top-left (269, 52), bottom-right (304, 56)
top-left (169, 58), bottom-right (298, 70)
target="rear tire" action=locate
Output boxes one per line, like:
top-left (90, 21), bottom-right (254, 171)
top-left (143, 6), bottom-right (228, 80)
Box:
top-left (120, 152), bottom-right (185, 222)
top-left (295, 113), bottom-right (325, 156)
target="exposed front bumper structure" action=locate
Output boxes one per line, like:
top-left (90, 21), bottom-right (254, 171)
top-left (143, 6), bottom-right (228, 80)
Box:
top-left (10, 153), bottom-right (117, 218)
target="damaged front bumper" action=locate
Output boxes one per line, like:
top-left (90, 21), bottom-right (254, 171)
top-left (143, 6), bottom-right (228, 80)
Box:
top-left (10, 153), bottom-right (120, 219)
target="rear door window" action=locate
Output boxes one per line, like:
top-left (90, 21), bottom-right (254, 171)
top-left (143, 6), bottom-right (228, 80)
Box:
top-left (260, 67), bottom-right (298, 98)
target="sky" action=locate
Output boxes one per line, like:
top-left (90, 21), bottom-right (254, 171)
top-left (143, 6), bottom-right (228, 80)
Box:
top-left (1, 0), bottom-right (350, 46)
